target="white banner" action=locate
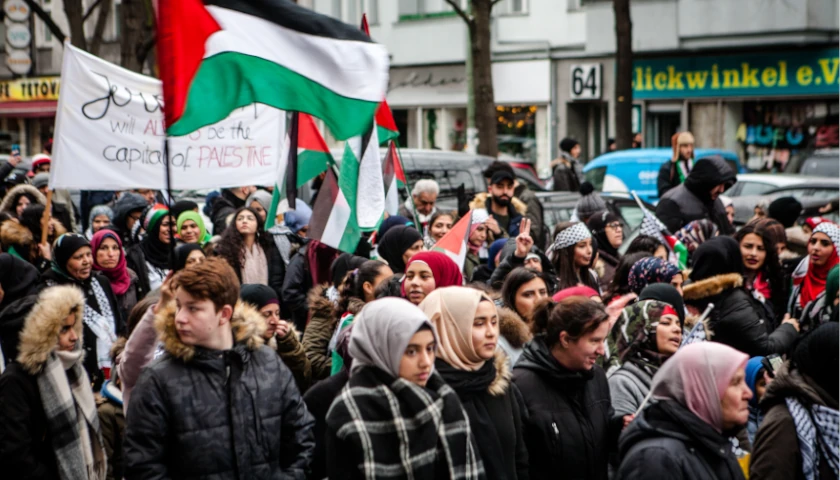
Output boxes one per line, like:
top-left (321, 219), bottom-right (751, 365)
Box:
top-left (50, 44), bottom-right (285, 190)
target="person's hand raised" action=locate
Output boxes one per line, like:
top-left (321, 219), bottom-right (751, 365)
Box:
top-left (514, 218), bottom-right (533, 258)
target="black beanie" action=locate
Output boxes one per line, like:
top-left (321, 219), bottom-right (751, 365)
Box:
top-left (53, 233), bottom-right (91, 274)
top-left (560, 138), bottom-right (579, 153)
top-left (768, 196), bottom-right (803, 229)
top-left (639, 283), bottom-right (686, 327)
top-left (792, 322), bottom-right (839, 402)
top-left (240, 284), bottom-right (279, 310)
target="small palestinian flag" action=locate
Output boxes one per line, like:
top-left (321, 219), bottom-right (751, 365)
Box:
top-left (633, 192), bottom-right (688, 270)
top-left (308, 167), bottom-right (362, 253)
top-left (157, 0), bottom-right (389, 140)
top-left (432, 210), bottom-right (474, 270)
top-left (359, 14), bottom-right (399, 145)
top-left (383, 142), bottom-right (407, 216)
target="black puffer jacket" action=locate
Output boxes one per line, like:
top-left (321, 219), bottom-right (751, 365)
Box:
top-left (616, 400), bottom-right (746, 480)
top-left (655, 156), bottom-right (735, 235)
top-left (683, 272), bottom-right (797, 357)
top-left (124, 301), bottom-right (315, 479)
top-left (513, 337), bottom-right (620, 480)
top-left (281, 244), bottom-right (312, 332)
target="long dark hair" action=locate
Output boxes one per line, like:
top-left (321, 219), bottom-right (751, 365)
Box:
top-left (604, 251), bottom-right (650, 300)
top-left (502, 267), bottom-right (549, 318)
top-left (216, 206), bottom-right (271, 276)
top-left (735, 218), bottom-right (784, 315)
top-left (531, 297), bottom-right (609, 348)
top-left (336, 260), bottom-right (390, 314)
top-left (550, 222), bottom-right (599, 291)
top-left (625, 234), bottom-right (665, 256)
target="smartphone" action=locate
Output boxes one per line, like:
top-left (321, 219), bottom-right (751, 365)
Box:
top-left (762, 354), bottom-right (783, 378)
top-left (10, 144), bottom-right (19, 156)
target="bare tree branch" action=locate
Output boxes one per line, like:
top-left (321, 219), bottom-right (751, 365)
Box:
top-left (89, 0), bottom-right (111, 56)
top-left (83, 0), bottom-right (102, 21)
top-left (491, 0), bottom-right (504, 6)
top-left (21, 0), bottom-right (67, 45)
top-left (444, 0), bottom-right (473, 25)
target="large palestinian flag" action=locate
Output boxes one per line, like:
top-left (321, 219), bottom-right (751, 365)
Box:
top-left (308, 167), bottom-right (361, 253)
top-left (157, 0), bottom-right (390, 140)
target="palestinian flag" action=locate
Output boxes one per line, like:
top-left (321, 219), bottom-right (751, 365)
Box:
top-left (308, 167), bottom-right (361, 253)
top-left (358, 13), bottom-right (399, 145)
top-left (633, 192), bottom-right (689, 270)
top-left (266, 112), bottom-right (332, 228)
top-left (157, 0), bottom-right (389, 140)
top-left (383, 142), bottom-right (407, 216)
top-left (340, 127), bottom-right (384, 230)
top-left (433, 210), bottom-right (473, 270)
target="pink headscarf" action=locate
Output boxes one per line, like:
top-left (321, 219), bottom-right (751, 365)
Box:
top-left (651, 342), bottom-right (748, 432)
top-left (91, 229), bottom-right (132, 296)
top-left (552, 285), bottom-right (600, 302)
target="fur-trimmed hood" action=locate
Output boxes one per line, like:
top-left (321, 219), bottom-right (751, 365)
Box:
top-left (488, 350), bottom-right (512, 396)
top-left (0, 184), bottom-right (46, 215)
top-left (498, 306), bottom-right (532, 349)
top-left (17, 285), bottom-right (85, 375)
top-left (154, 300), bottom-right (267, 362)
top-left (469, 192), bottom-right (528, 216)
top-left (682, 272), bottom-right (743, 302)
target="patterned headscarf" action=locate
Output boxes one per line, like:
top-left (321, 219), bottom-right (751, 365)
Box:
top-left (546, 222), bottom-right (591, 257)
top-left (607, 299), bottom-right (680, 376)
top-left (628, 257), bottom-right (682, 295)
top-left (676, 219), bottom-right (718, 254)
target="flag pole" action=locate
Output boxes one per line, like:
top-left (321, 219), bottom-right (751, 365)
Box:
top-left (40, 190), bottom-right (53, 245)
top-left (163, 137), bottom-right (176, 270)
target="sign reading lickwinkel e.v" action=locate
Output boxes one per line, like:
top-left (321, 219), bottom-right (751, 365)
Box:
top-left (633, 48), bottom-right (839, 99)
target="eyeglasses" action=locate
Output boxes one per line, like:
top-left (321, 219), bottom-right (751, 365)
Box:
top-left (606, 222), bottom-right (623, 230)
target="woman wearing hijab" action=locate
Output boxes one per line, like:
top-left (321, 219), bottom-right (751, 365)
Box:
top-left (0, 286), bottom-right (107, 480)
top-left (604, 252), bottom-right (650, 302)
top-left (744, 356), bottom-right (771, 446)
top-left (38, 233), bottom-right (122, 391)
top-left (85, 205), bottom-right (114, 240)
top-left (546, 221), bottom-right (600, 292)
top-left (125, 207), bottom-right (173, 298)
top-left (176, 211), bottom-right (211, 245)
top-left (91, 229), bottom-right (139, 322)
top-left (606, 285), bottom-right (685, 418)
top-left (682, 236), bottom-right (798, 357)
top-left (735, 218), bottom-right (786, 323)
top-left (800, 264), bottom-right (839, 329)
top-left (751, 322), bottom-right (839, 480)
top-left (326, 297), bottom-right (485, 480)
top-left (616, 342), bottom-right (752, 480)
top-left (245, 189), bottom-right (273, 224)
top-left (514, 297), bottom-right (624, 480)
top-left (402, 251), bottom-right (464, 305)
top-left (240, 284), bottom-right (311, 391)
top-left (215, 206), bottom-right (284, 297)
top-left (788, 222), bottom-right (840, 323)
top-left (675, 219), bottom-right (719, 259)
top-left (377, 224), bottom-right (424, 273)
top-left (172, 243), bottom-right (205, 272)
top-left (419, 287), bottom-right (529, 479)
top-left (588, 210), bottom-right (624, 290)
top-left (464, 209), bottom-right (490, 281)
top-left (628, 256), bottom-right (685, 296)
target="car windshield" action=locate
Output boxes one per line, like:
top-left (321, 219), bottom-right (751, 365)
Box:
top-left (799, 157), bottom-right (840, 177)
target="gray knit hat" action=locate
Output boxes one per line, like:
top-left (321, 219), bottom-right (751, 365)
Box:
top-left (32, 173), bottom-right (50, 189)
top-left (575, 181), bottom-right (607, 222)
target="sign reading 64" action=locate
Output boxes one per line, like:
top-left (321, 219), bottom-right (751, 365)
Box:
top-left (570, 64), bottom-right (602, 100)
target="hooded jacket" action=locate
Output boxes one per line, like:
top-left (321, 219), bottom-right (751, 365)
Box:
top-left (123, 300), bottom-right (315, 479)
top-left (0, 214), bottom-right (67, 271)
top-left (616, 400), bottom-right (746, 480)
top-left (470, 192), bottom-right (527, 238)
top-left (0, 184), bottom-right (74, 233)
top-left (513, 337), bottom-right (619, 480)
top-left (682, 273), bottom-right (797, 357)
top-left (750, 364), bottom-right (837, 480)
top-left (655, 156), bottom-right (735, 235)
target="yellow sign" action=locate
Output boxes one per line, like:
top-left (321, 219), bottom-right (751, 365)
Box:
top-left (0, 76), bottom-right (60, 102)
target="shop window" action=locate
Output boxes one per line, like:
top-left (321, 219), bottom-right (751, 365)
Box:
top-left (497, 105), bottom-right (537, 164)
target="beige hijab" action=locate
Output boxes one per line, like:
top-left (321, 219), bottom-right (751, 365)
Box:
top-left (418, 287), bottom-right (493, 371)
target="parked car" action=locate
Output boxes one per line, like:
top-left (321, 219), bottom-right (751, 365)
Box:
top-left (723, 173), bottom-right (821, 197)
top-left (784, 148), bottom-right (839, 177)
top-left (725, 177), bottom-right (839, 226)
top-left (582, 148), bottom-right (746, 203)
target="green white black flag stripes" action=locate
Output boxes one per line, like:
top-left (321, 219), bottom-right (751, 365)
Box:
top-left (308, 167), bottom-right (361, 253)
top-left (340, 126), bottom-right (385, 230)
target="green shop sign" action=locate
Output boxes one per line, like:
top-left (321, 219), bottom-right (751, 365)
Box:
top-left (633, 48), bottom-right (839, 99)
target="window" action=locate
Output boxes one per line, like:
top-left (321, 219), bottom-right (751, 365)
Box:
top-left (506, 0), bottom-right (528, 14)
top-left (399, 0), bottom-right (464, 20)
top-left (332, 0), bottom-right (342, 18)
top-left (366, 0), bottom-right (379, 24)
top-left (346, 0), bottom-right (378, 25)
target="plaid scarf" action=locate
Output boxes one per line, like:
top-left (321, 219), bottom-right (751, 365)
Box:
top-left (786, 397), bottom-right (840, 480)
top-left (38, 349), bottom-right (107, 480)
top-left (327, 366), bottom-right (485, 480)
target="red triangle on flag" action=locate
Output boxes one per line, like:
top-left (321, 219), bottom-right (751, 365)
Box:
top-left (376, 101), bottom-right (398, 133)
top-left (298, 113), bottom-right (330, 154)
top-left (433, 211), bottom-right (472, 269)
top-left (387, 142), bottom-right (406, 183)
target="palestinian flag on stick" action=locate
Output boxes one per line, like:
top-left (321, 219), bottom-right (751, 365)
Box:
top-left (266, 112), bottom-right (332, 228)
top-left (432, 210), bottom-right (474, 271)
top-left (632, 192), bottom-right (689, 270)
top-left (383, 142), bottom-right (407, 216)
top-left (157, 0), bottom-right (389, 140)
top-left (340, 127), bottom-right (384, 230)
top-left (308, 167), bottom-right (362, 254)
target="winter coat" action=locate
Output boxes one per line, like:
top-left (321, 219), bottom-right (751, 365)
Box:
top-left (303, 369), bottom-right (349, 480)
top-left (515, 182), bottom-right (546, 247)
top-left (488, 238), bottom-right (557, 291)
top-left (609, 361), bottom-right (653, 419)
top-left (124, 244), bottom-right (154, 302)
top-left (465, 251), bottom-right (481, 282)
top-left (0, 215), bottom-right (67, 272)
top-left (750, 363), bottom-right (837, 480)
top-left (513, 337), bottom-right (620, 480)
top-left (302, 284), bottom-right (338, 381)
top-left (38, 270), bottom-right (123, 391)
top-left (497, 306), bottom-right (533, 369)
top-left (221, 241), bottom-right (285, 305)
top-left (682, 273), bottom-right (798, 357)
top-left (123, 300), bottom-right (315, 479)
top-left (655, 156), bottom-right (735, 235)
top-left (616, 399), bottom-right (746, 480)
top-left (118, 305), bottom-right (157, 410)
top-left (551, 153), bottom-right (583, 192)
top-left (98, 380), bottom-right (125, 480)
top-left (0, 184), bottom-right (74, 233)
top-left (594, 250), bottom-right (620, 292)
top-left (437, 352), bottom-right (530, 480)
top-left (657, 158), bottom-right (693, 199)
top-left (469, 192), bottom-right (527, 238)
top-left (267, 325), bottom-right (312, 392)
top-left (281, 244), bottom-right (312, 332)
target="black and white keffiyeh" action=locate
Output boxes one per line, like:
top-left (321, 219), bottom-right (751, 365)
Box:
top-left (84, 279), bottom-right (117, 370)
top-left (814, 222), bottom-right (840, 254)
top-left (787, 396), bottom-right (840, 480)
top-left (546, 222), bottom-right (591, 256)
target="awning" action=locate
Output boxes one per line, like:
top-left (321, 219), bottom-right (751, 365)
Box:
top-left (0, 100), bottom-right (57, 118)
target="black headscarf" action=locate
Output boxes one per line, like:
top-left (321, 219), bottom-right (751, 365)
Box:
top-left (240, 283), bottom-right (279, 310)
top-left (768, 196), bottom-right (803, 229)
top-left (0, 253), bottom-right (39, 310)
top-left (377, 225), bottom-right (423, 273)
top-left (639, 283), bottom-right (686, 327)
top-left (51, 233), bottom-right (91, 281)
top-left (688, 236), bottom-right (743, 282)
top-left (170, 200), bottom-right (199, 221)
top-left (172, 243), bottom-right (204, 272)
top-left (792, 322), bottom-right (839, 403)
top-left (587, 210), bottom-right (621, 262)
top-left (330, 253), bottom-right (367, 287)
top-left (140, 208), bottom-right (172, 269)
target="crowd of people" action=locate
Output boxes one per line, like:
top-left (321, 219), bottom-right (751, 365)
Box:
top-left (0, 146), bottom-right (837, 480)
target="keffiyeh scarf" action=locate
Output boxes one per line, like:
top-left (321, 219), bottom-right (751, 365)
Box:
top-left (786, 397), bottom-right (840, 480)
top-left (85, 278), bottom-right (117, 370)
top-left (546, 222), bottom-right (591, 256)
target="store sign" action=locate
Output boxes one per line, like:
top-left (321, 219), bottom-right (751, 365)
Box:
top-left (570, 64), bottom-right (602, 100)
top-left (6, 23), bottom-right (30, 48)
top-left (633, 48), bottom-right (839, 99)
top-left (0, 76), bottom-right (58, 101)
top-left (3, 0), bottom-right (28, 22)
top-left (6, 50), bottom-right (31, 75)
